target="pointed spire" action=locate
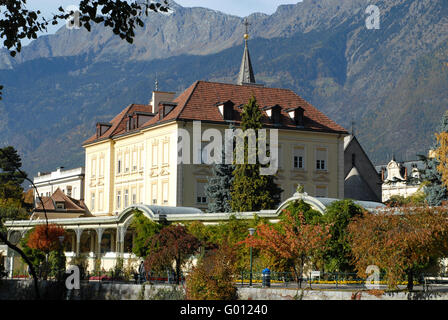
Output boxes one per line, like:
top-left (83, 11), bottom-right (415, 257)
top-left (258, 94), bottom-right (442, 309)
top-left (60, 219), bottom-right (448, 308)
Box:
top-left (237, 19), bottom-right (256, 85)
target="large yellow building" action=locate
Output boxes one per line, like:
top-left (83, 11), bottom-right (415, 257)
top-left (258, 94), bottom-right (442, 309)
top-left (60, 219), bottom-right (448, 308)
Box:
top-left (83, 82), bottom-right (348, 216)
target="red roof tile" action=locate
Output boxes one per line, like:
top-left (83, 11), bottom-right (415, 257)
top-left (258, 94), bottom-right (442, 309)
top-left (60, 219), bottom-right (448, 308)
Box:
top-left (84, 81), bottom-right (347, 145)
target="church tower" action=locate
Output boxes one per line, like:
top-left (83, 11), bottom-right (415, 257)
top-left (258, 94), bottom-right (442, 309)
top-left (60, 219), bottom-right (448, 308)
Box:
top-left (237, 19), bottom-right (256, 85)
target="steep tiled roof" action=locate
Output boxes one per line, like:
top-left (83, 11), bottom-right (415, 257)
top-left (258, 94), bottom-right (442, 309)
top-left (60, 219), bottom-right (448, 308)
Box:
top-left (84, 81), bottom-right (347, 145)
top-left (33, 188), bottom-right (92, 219)
top-left (83, 104), bottom-right (152, 145)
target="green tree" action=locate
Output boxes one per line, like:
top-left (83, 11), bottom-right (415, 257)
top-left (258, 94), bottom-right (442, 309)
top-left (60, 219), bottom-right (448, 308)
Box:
top-left (230, 96), bottom-right (282, 212)
top-left (206, 150), bottom-right (234, 213)
top-left (0, 146), bottom-right (26, 208)
top-left (130, 210), bottom-right (163, 258)
top-left (420, 111), bottom-right (448, 205)
top-left (320, 200), bottom-right (363, 272)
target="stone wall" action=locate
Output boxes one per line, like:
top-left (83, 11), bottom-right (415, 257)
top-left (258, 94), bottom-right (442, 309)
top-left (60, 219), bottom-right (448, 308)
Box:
top-left (1, 280), bottom-right (448, 300)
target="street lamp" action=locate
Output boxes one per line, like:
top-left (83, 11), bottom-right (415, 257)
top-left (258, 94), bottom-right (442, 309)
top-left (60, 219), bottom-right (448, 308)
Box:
top-left (248, 228), bottom-right (256, 287)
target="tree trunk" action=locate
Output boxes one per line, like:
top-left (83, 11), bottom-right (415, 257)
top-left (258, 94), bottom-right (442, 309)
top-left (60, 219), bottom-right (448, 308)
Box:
top-left (0, 232), bottom-right (40, 299)
top-left (407, 270), bottom-right (414, 292)
top-left (176, 256), bottom-right (181, 285)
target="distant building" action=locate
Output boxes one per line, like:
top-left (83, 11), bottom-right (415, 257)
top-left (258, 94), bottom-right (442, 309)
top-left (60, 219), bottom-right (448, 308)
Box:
top-left (376, 158), bottom-right (424, 202)
top-left (33, 167), bottom-right (85, 203)
top-left (344, 135), bottom-right (382, 202)
top-left (31, 188), bottom-right (91, 220)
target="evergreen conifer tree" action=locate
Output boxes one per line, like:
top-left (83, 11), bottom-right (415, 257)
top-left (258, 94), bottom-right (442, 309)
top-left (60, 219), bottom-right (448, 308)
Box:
top-left (205, 124), bottom-right (235, 213)
top-left (421, 111), bottom-right (448, 205)
top-left (230, 96), bottom-right (282, 212)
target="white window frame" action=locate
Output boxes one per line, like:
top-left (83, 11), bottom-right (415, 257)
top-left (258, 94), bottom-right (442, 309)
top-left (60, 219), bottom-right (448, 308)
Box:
top-left (315, 147), bottom-right (328, 171)
top-left (196, 181), bottom-right (208, 204)
top-left (116, 191), bottom-right (121, 209)
top-left (293, 146), bottom-right (306, 170)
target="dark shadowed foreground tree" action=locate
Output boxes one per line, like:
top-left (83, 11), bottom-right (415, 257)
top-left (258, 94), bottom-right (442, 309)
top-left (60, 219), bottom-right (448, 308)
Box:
top-left (348, 206), bottom-right (448, 291)
top-left (144, 224), bottom-right (200, 284)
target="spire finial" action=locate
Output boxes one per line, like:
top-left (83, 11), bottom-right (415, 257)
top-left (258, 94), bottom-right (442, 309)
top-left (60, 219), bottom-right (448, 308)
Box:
top-left (351, 120), bottom-right (355, 136)
top-left (243, 18), bottom-right (250, 41)
top-left (237, 18), bottom-right (256, 85)
top-left (155, 73), bottom-right (159, 91)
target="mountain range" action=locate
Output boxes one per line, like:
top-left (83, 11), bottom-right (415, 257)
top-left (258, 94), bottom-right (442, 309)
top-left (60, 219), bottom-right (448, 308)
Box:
top-left (0, 0), bottom-right (447, 179)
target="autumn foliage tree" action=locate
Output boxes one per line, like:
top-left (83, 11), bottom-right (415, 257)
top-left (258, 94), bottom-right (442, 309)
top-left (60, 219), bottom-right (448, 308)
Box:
top-left (348, 207), bottom-right (448, 291)
top-left (144, 224), bottom-right (200, 284)
top-left (27, 224), bottom-right (66, 253)
top-left (186, 244), bottom-right (238, 300)
top-left (241, 210), bottom-right (331, 288)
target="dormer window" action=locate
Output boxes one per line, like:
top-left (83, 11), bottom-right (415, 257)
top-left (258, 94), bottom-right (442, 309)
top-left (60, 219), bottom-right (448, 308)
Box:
top-left (286, 107), bottom-right (305, 126)
top-left (133, 111), bottom-right (155, 128)
top-left (159, 102), bottom-right (178, 120)
top-left (263, 105), bottom-right (282, 124)
top-left (55, 201), bottom-right (65, 210)
top-left (96, 122), bottom-right (112, 138)
top-left (216, 100), bottom-right (235, 121)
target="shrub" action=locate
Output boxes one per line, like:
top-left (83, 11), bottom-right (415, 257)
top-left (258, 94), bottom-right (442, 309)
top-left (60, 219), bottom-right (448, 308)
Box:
top-left (186, 244), bottom-right (238, 300)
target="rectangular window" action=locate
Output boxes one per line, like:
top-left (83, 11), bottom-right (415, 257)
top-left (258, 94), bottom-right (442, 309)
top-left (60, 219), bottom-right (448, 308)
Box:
top-left (132, 189), bottom-right (137, 205)
top-left (316, 185), bottom-right (328, 197)
top-left (98, 191), bottom-right (103, 211)
top-left (196, 181), bottom-right (207, 204)
top-left (162, 181), bottom-right (169, 205)
top-left (124, 189), bottom-right (129, 208)
top-left (99, 157), bottom-right (104, 177)
top-left (152, 144), bottom-right (158, 167)
top-left (139, 147), bottom-right (144, 170)
top-left (294, 147), bottom-right (305, 169)
top-left (90, 193), bottom-right (95, 211)
top-left (132, 150), bottom-right (137, 171)
top-left (125, 152), bottom-right (130, 173)
top-left (163, 141), bottom-right (169, 165)
top-left (139, 186), bottom-right (143, 204)
top-left (67, 186), bottom-right (72, 197)
top-left (116, 191), bottom-right (121, 209)
top-left (91, 158), bottom-right (96, 177)
top-left (151, 183), bottom-right (158, 205)
top-left (117, 155), bottom-right (122, 174)
top-left (316, 148), bottom-right (327, 171)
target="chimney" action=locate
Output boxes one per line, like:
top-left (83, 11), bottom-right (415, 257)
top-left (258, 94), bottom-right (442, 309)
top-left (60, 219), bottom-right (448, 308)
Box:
top-left (150, 91), bottom-right (176, 114)
top-left (404, 167), bottom-right (408, 180)
top-left (381, 168), bottom-right (385, 182)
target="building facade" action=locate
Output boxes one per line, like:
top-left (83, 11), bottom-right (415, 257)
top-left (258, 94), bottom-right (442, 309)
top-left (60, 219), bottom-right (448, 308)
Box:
top-left (33, 167), bottom-right (85, 202)
top-left (376, 158), bottom-right (424, 202)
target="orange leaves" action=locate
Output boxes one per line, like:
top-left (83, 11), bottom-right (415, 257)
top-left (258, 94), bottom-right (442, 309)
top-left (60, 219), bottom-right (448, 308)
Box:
top-left (240, 210), bottom-right (331, 271)
top-left (27, 224), bottom-right (65, 253)
top-left (348, 206), bottom-right (448, 288)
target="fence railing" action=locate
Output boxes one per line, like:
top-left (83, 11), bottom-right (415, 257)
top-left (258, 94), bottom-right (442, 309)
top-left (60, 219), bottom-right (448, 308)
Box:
top-left (7, 268), bottom-right (448, 290)
top-left (234, 271), bottom-right (448, 290)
